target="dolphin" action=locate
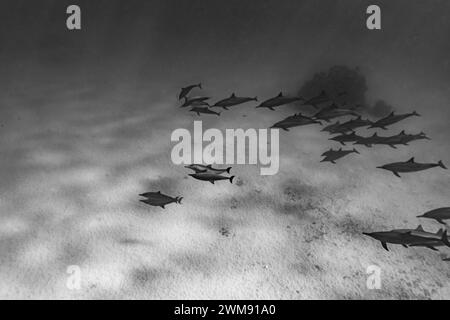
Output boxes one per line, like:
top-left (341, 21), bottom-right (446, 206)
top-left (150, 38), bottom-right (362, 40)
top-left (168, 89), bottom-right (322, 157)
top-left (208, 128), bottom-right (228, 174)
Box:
top-left (313, 104), bottom-right (359, 122)
top-left (399, 229), bottom-right (449, 251)
top-left (185, 164), bottom-right (232, 175)
top-left (399, 131), bottom-right (431, 144)
top-left (320, 148), bottom-right (359, 164)
top-left (189, 173), bottom-right (235, 184)
top-left (180, 96), bottom-right (210, 108)
top-left (391, 225), bottom-right (448, 251)
top-left (329, 132), bottom-right (361, 146)
top-left (374, 131), bottom-right (429, 148)
top-left (190, 107), bottom-right (221, 116)
top-left (369, 111), bottom-right (420, 130)
top-left (321, 148), bottom-right (334, 157)
top-left (353, 133), bottom-right (385, 147)
top-left (212, 93), bottom-right (258, 109)
top-left (377, 157), bottom-right (447, 177)
top-left (338, 116), bottom-right (373, 131)
top-left (321, 121), bottom-right (342, 134)
top-left (270, 113), bottom-right (321, 131)
top-left (363, 229), bottom-right (450, 251)
top-left (179, 83), bottom-right (202, 100)
top-left (139, 191), bottom-right (183, 209)
top-left (256, 92), bottom-right (303, 111)
top-left (302, 90), bottom-right (330, 109)
top-left (417, 207), bottom-right (450, 225)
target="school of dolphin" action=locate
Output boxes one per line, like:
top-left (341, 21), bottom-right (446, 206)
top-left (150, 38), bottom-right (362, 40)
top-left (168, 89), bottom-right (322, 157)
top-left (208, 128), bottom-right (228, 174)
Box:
top-left (138, 83), bottom-right (450, 260)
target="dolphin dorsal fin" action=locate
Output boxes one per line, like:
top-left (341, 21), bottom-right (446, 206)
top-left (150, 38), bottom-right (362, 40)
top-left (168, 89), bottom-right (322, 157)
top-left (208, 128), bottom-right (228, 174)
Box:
top-left (400, 130), bottom-right (405, 134)
top-left (339, 148), bottom-right (342, 151)
top-left (389, 111), bottom-right (394, 116)
top-left (278, 92), bottom-right (283, 97)
top-left (415, 225), bottom-right (424, 232)
top-left (407, 157), bottom-right (415, 163)
top-left (206, 164), bottom-right (212, 168)
top-left (231, 93), bottom-right (236, 98)
top-left (372, 133), bottom-right (377, 137)
top-left (436, 229), bottom-right (444, 236)
top-left (158, 191), bottom-right (161, 194)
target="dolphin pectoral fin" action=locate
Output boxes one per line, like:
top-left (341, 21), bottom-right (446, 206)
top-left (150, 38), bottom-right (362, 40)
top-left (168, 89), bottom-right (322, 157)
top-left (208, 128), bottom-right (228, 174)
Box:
top-left (161, 205), bottom-right (165, 209)
top-left (269, 107), bottom-right (275, 111)
top-left (196, 112), bottom-right (200, 116)
top-left (283, 128), bottom-right (289, 132)
top-left (425, 245), bottom-right (438, 251)
top-left (402, 244), bottom-right (408, 248)
top-left (331, 160), bottom-right (336, 164)
top-left (210, 181), bottom-right (215, 184)
top-left (381, 242), bottom-right (389, 251)
top-left (393, 172), bottom-right (401, 178)
top-left (389, 145), bottom-right (397, 149)
top-left (437, 219), bottom-right (446, 225)
top-left (340, 142), bottom-right (345, 146)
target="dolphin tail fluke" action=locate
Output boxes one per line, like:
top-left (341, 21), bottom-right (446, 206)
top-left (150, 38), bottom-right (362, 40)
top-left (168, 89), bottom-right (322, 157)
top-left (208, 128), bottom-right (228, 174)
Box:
top-left (438, 160), bottom-right (447, 169)
top-left (413, 110), bottom-right (420, 117)
top-left (441, 230), bottom-right (450, 247)
top-left (353, 148), bottom-right (360, 154)
top-left (254, 97), bottom-right (258, 101)
top-left (198, 83), bottom-right (202, 89)
top-left (226, 167), bottom-right (232, 174)
top-left (229, 176), bottom-right (235, 184)
top-left (176, 197), bottom-right (183, 204)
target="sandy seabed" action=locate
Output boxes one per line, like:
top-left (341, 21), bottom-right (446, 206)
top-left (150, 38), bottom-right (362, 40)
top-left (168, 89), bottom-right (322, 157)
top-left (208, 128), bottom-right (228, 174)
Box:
top-left (0, 84), bottom-right (449, 300)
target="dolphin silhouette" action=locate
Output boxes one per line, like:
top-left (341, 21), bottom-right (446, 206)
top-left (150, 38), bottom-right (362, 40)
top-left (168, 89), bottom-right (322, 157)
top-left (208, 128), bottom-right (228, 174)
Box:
top-left (320, 148), bottom-right (359, 164)
top-left (270, 113), bottom-right (321, 131)
top-left (369, 111), bottom-right (420, 130)
top-left (417, 207), bottom-right (450, 225)
top-left (185, 164), bottom-right (232, 175)
top-left (212, 93), bottom-right (257, 109)
top-left (256, 92), bottom-right (303, 110)
top-left (189, 107), bottom-right (221, 116)
top-left (377, 157), bottom-right (447, 177)
top-left (139, 191), bottom-right (183, 209)
top-left (189, 173), bottom-right (235, 184)
top-left (179, 83), bottom-right (202, 100)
